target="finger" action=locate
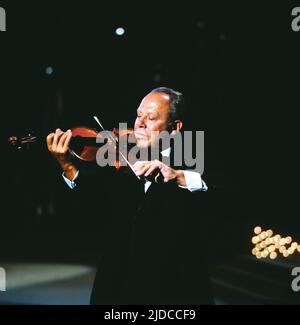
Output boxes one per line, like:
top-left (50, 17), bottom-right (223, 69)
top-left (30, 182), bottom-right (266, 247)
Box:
top-left (153, 159), bottom-right (163, 169)
top-left (133, 161), bottom-right (149, 169)
top-left (161, 163), bottom-right (173, 174)
top-left (160, 165), bottom-right (176, 182)
top-left (52, 129), bottom-right (64, 150)
top-left (159, 163), bottom-right (168, 176)
top-left (46, 133), bottom-right (55, 151)
top-left (136, 165), bottom-right (151, 176)
top-left (62, 130), bottom-right (72, 151)
top-left (135, 163), bottom-right (151, 176)
top-left (57, 130), bottom-right (71, 150)
top-left (144, 164), bottom-right (160, 177)
top-left (57, 132), bottom-right (69, 151)
top-left (133, 161), bottom-right (149, 173)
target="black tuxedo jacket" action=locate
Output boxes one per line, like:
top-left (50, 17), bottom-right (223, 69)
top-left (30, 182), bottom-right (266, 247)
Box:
top-left (69, 164), bottom-right (213, 305)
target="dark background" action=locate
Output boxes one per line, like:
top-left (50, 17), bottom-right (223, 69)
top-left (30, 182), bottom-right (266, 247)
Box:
top-left (0, 0), bottom-right (299, 303)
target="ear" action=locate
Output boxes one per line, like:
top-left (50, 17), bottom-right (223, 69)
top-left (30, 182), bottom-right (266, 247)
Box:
top-left (170, 120), bottom-right (183, 135)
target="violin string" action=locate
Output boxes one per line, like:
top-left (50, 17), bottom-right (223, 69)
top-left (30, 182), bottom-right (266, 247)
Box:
top-left (93, 116), bottom-right (141, 180)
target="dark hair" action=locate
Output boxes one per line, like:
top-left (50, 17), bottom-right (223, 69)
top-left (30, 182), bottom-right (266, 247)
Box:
top-left (151, 87), bottom-right (185, 127)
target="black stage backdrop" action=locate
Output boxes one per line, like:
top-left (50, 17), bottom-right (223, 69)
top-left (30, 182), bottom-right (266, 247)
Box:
top-left (0, 0), bottom-right (299, 305)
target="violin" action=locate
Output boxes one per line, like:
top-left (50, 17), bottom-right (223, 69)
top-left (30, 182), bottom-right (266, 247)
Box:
top-left (8, 116), bottom-right (140, 179)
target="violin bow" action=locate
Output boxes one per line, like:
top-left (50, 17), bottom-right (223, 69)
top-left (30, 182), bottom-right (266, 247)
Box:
top-left (93, 116), bottom-right (141, 181)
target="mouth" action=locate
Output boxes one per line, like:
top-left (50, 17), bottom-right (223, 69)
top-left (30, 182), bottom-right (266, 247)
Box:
top-left (134, 131), bottom-right (149, 139)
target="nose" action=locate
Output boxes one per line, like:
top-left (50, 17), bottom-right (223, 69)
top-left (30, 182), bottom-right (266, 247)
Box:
top-left (136, 115), bottom-right (146, 128)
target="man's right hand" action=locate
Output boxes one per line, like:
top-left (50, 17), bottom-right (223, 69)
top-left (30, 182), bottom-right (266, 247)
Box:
top-left (46, 128), bottom-right (78, 181)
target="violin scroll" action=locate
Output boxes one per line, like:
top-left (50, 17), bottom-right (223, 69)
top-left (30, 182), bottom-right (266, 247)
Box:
top-left (8, 133), bottom-right (37, 151)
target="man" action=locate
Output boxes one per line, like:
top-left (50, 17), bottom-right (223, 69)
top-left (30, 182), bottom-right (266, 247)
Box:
top-left (47, 87), bottom-right (213, 304)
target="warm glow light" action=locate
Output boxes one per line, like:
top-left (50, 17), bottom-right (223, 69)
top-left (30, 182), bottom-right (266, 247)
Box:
top-left (292, 242), bottom-right (298, 249)
top-left (252, 227), bottom-right (300, 259)
top-left (286, 236), bottom-right (292, 244)
top-left (254, 226), bottom-right (262, 235)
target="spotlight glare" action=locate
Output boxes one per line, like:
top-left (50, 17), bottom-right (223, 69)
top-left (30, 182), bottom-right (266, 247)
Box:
top-left (115, 27), bottom-right (125, 36)
top-left (45, 66), bottom-right (54, 75)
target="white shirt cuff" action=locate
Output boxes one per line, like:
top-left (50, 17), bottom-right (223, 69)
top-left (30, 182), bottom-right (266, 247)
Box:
top-left (62, 170), bottom-right (79, 189)
top-left (180, 170), bottom-right (208, 192)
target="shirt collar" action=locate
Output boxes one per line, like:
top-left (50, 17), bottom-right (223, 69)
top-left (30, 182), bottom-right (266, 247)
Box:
top-left (161, 147), bottom-right (171, 157)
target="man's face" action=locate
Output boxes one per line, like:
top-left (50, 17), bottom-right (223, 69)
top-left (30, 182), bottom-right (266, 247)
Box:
top-left (134, 92), bottom-right (171, 149)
